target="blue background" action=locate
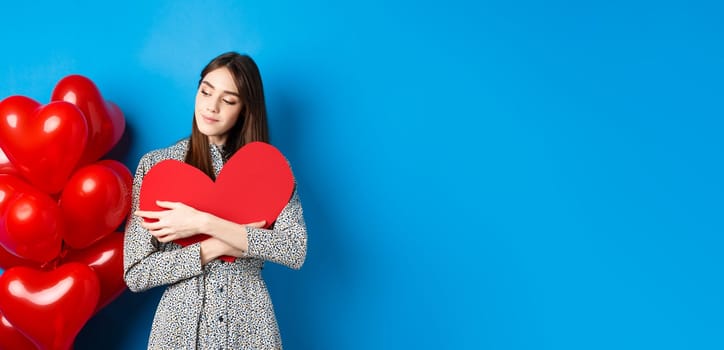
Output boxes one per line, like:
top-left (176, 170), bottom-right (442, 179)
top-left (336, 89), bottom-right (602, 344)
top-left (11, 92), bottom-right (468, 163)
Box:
top-left (0, 0), bottom-right (722, 349)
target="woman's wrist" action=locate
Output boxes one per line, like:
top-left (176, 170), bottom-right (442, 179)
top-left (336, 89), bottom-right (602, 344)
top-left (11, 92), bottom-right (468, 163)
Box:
top-left (201, 214), bottom-right (250, 254)
top-left (198, 211), bottom-right (214, 234)
top-left (200, 238), bottom-right (223, 265)
top-left (199, 236), bottom-right (247, 264)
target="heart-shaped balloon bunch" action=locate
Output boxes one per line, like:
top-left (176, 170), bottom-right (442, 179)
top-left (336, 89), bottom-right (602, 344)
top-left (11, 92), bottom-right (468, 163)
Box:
top-left (0, 75), bottom-right (130, 350)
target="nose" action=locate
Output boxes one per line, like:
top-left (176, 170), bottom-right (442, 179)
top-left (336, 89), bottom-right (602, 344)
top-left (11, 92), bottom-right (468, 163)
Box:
top-left (205, 102), bottom-right (218, 113)
top-left (204, 99), bottom-right (220, 113)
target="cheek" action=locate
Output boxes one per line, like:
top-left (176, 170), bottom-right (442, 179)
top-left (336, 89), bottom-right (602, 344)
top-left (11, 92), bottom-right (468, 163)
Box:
top-left (194, 96), bottom-right (203, 113)
top-left (223, 107), bottom-right (241, 125)
top-left (225, 116), bottom-right (240, 129)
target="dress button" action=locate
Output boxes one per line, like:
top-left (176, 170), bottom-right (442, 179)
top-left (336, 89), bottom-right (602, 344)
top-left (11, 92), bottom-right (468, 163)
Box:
top-left (218, 287), bottom-right (224, 293)
top-left (219, 316), bottom-right (224, 322)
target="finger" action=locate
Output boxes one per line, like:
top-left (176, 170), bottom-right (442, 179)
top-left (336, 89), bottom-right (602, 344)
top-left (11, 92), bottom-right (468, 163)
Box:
top-left (141, 220), bottom-right (168, 232)
top-left (150, 228), bottom-right (172, 239)
top-left (154, 233), bottom-right (169, 242)
top-left (156, 201), bottom-right (182, 209)
top-left (156, 233), bottom-right (176, 243)
top-left (135, 210), bottom-right (165, 219)
top-left (246, 220), bottom-right (267, 228)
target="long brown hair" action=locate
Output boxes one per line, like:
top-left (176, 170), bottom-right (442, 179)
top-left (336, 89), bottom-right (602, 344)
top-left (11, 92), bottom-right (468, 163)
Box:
top-left (185, 52), bottom-right (270, 179)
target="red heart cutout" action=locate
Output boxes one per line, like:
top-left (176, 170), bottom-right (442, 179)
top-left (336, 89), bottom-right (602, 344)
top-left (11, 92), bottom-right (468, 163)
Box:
top-left (0, 262), bottom-right (100, 350)
top-left (51, 75), bottom-right (125, 167)
top-left (0, 96), bottom-right (88, 194)
top-left (59, 162), bottom-right (131, 249)
top-left (0, 311), bottom-right (36, 350)
top-left (0, 175), bottom-right (64, 264)
top-left (139, 142), bottom-right (294, 262)
top-left (62, 232), bottom-right (126, 313)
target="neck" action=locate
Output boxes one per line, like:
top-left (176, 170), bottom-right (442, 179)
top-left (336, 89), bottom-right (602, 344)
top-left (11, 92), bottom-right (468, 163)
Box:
top-left (207, 135), bottom-right (227, 146)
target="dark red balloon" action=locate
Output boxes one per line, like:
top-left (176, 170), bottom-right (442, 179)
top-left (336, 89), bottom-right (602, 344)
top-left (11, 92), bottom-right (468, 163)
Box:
top-left (62, 232), bottom-right (126, 312)
top-left (51, 75), bottom-right (125, 166)
top-left (59, 163), bottom-right (130, 249)
top-left (0, 311), bottom-right (36, 350)
top-left (0, 262), bottom-right (100, 350)
top-left (0, 96), bottom-right (88, 194)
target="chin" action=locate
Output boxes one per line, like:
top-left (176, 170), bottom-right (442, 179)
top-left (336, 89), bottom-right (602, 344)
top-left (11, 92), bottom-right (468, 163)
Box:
top-left (197, 132), bottom-right (217, 141)
top-left (200, 130), bottom-right (222, 139)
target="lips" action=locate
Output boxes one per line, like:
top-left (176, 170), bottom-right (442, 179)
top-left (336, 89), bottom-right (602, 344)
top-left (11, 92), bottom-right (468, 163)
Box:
top-left (201, 115), bottom-right (218, 123)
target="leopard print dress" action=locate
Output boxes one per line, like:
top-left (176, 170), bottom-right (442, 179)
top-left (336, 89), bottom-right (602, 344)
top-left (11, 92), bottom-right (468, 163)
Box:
top-left (123, 139), bottom-right (307, 349)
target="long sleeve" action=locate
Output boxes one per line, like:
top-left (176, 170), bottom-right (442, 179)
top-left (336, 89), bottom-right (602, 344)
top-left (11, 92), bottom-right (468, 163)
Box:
top-left (123, 152), bottom-right (204, 292)
top-left (244, 189), bottom-right (307, 270)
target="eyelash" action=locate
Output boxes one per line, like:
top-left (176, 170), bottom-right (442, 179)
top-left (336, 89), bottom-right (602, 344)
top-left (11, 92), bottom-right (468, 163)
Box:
top-left (201, 89), bottom-right (237, 105)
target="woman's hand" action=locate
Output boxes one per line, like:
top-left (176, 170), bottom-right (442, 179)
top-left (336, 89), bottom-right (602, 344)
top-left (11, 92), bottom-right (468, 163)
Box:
top-left (135, 201), bottom-right (209, 243)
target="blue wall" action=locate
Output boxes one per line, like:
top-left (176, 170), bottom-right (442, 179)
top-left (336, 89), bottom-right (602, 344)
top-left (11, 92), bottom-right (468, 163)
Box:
top-left (1, 0), bottom-right (723, 349)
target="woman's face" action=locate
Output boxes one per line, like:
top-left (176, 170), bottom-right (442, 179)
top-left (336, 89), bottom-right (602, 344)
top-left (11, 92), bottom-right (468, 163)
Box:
top-left (194, 67), bottom-right (243, 146)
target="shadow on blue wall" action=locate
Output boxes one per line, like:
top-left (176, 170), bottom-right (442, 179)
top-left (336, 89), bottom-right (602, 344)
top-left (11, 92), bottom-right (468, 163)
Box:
top-left (75, 289), bottom-right (163, 349)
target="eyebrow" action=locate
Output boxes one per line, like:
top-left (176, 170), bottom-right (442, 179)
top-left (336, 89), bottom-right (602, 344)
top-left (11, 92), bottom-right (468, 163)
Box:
top-left (201, 80), bottom-right (240, 97)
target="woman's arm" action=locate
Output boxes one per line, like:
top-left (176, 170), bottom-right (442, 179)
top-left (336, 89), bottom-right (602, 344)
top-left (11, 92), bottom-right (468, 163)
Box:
top-left (123, 153), bottom-right (220, 292)
top-left (199, 236), bottom-right (244, 265)
top-left (138, 188), bottom-right (308, 270)
top-left (135, 201), bottom-right (265, 256)
top-left (243, 190), bottom-right (307, 270)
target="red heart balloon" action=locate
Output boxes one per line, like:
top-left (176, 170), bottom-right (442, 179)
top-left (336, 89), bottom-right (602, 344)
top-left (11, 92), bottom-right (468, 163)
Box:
top-left (96, 159), bottom-right (133, 205)
top-left (139, 142), bottom-right (294, 262)
top-left (0, 146), bottom-right (18, 177)
top-left (0, 175), bottom-right (46, 270)
top-left (59, 162), bottom-right (131, 249)
top-left (0, 262), bottom-right (100, 350)
top-left (0, 96), bottom-right (88, 194)
top-left (62, 232), bottom-right (126, 313)
top-left (0, 311), bottom-right (36, 350)
top-left (0, 175), bottom-right (38, 212)
top-left (0, 244), bottom-right (40, 271)
top-left (0, 175), bottom-right (63, 264)
top-left (51, 75), bottom-right (125, 167)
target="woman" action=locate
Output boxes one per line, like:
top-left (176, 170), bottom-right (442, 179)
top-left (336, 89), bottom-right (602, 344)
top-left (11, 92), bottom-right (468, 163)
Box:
top-left (123, 52), bottom-right (307, 349)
